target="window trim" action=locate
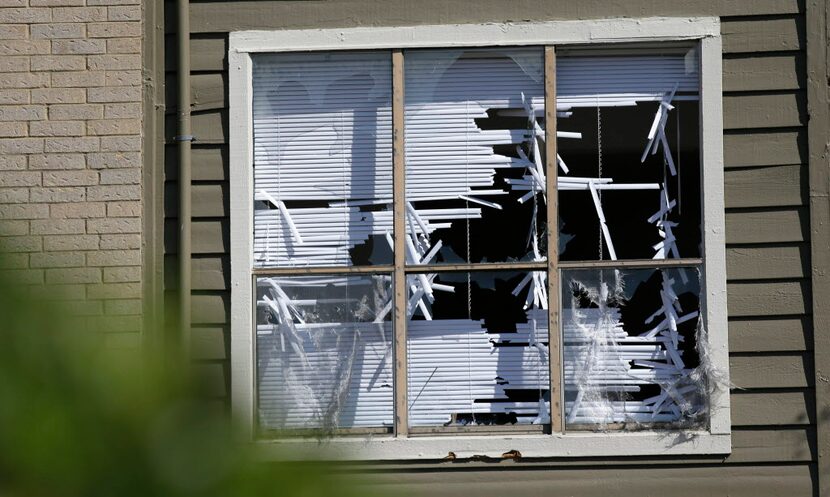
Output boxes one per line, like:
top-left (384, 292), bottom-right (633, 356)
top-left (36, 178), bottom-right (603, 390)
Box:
top-left (229, 17), bottom-right (730, 459)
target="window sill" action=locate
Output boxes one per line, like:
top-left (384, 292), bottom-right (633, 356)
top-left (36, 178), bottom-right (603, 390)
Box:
top-left (253, 431), bottom-right (731, 460)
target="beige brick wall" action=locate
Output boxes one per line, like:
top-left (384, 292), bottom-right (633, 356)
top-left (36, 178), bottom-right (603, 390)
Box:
top-left (0, 0), bottom-right (142, 345)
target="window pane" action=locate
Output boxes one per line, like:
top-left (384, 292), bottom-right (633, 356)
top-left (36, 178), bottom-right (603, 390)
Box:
top-left (256, 274), bottom-right (393, 432)
top-left (557, 49), bottom-right (702, 261)
top-left (562, 267), bottom-right (705, 429)
top-left (252, 52), bottom-right (393, 267)
top-left (404, 48), bottom-right (547, 265)
top-left (406, 270), bottom-right (550, 428)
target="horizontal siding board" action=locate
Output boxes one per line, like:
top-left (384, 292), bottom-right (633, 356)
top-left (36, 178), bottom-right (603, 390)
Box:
top-left (726, 244), bottom-right (809, 279)
top-left (165, 219), bottom-right (228, 254)
top-left (166, 34), bottom-right (227, 72)
top-left (164, 255), bottom-right (229, 290)
top-left (723, 53), bottom-right (806, 92)
top-left (165, 145), bottom-right (228, 181)
top-left (729, 317), bottom-right (811, 352)
top-left (730, 353), bottom-right (813, 388)
top-left (191, 292), bottom-right (229, 324)
top-left (727, 280), bottom-right (809, 316)
top-left (721, 16), bottom-right (805, 53)
top-left (731, 390), bottom-right (814, 425)
top-left (166, 110), bottom-right (226, 144)
top-left (724, 164), bottom-right (805, 208)
top-left (725, 208), bottom-right (808, 244)
top-left (165, 183), bottom-right (227, 218)
top-left (358, 460), bottom-right (813, 494)
top-left (182, 1), bottom-right (803, 34)
top-left (191, 326), bottom-right (228, 360)
top-left (723, 92), bottom-right (806, 130)
top-left (724, 130), bottom-right (806, 168)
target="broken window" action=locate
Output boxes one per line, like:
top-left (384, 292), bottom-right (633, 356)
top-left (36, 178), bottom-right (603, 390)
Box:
top-left (249, 44), bottom-right (711, 437)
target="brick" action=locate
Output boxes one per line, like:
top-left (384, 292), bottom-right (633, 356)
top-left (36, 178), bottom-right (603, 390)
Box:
top-left (104, 70), bottom-right (140, 86)
top-left (0, 25), bottom-right (28, 39)
top-left (87, 54), bottom-right (139, 71)
top-left (0, 56), bottom-right (29, 72)
top-left (87, 151), bottom-right (139, 168)
top-left (0, 252), bottom-right (28, 269)
top-left (88, 118), bottom-right (139, 135)
top-left (53, 38), bottom-right (106, 55)
top-left (50, 202), bottom-right (105, 218)
top-left (31, 23), bottom-right (85, 39)
top-left (88, 21), bottom-right (140, 38)
top-left (43, 169), bottom-right (98, 186)
top-left (87, 249), bottom-right (139, 267)
top-left (107, 6), bottom-right (140, 21)
top-left (0, 155), bottom-right (26, 170)
top-left (86, 217), bottom-right (138, 234)
top-left (31, 251), bottom-right (85, 268)
top-left (63, 299), bottom-right (103, 316)
top-left (31, 55), bottom-right (85, 71)
top-left (31, 0), bottom-right (86, 6)
top-left (0, 269), bottom-right (44, 285)
top-left (52, 71), bottom-right (105, 88)
top-left (46, 267), bottom-right (101, 284)
top-left (29, 186), bottom-right (85, 202)
top-left (43, 234), bottom-right (99, 251)
top-left (104, 102), bottom-right (139, 119)
top-left (29, 283), bottom-right (86, 301)
top-left (87, 86), bottom-right (140, 103)
top-left (104, 266), bottom-right (141, 280)
top-left (104, 297), bottom-right (141, 313)
top-left (0, 8), bottom-right (52, 23)
top-left (86, 282), bottom-right (139, 299)
top-left (0, 105), bottom-right (45, 121)
top-left (30, 120), bottom-right (85, 136)
top-left (100, 168), bottom-right (139, 185)
top-left (31, 218), bottom-right (84, 234)
top-left (106, 38), bottom-right (140, 54)
top-left (0, 0), bottom-right (27, 6)
top-left (0, 204), bottom-right (49, 220)
top-left (52, 7), bottom-right (106, 22)
top-left (0, 40), bottom-right (51, 56)
top-left (0, 171), bottom-right (40, 187)
top-left (0, 137), bottom-right (43, 154)
top-left (90, 314), bottom-right (140, 332)
top-left (106, 200), bottom-right (139, 216)
top-left (99, 233), bottom-right (138, 249)
top-left (0, 220), bottom-right (29, 235)
top-left (99, 135), bottom-right (139, 152)
top-left (48, 103), bottom-right (102, 120)
top-left (89, 0), bottom-right (139, 4)
top-left (29, 153), bottom-right (84, 170)
top-left (87, 184), bottom-right (139, 201)
top-left (0, 235), bottom-right (43, 252)
top-left (0, 187), bottom-right (28, 203)
top-left (0, 235), bottom-right (41, 252)
top-left (0, 73), bottom-right (49, 89)
top-left (0, 89), bottom-right (29, 104)
top-left (43, 235), bottom-right (100, 251)
top-left (44, 136), bottom-right (99, 153)
top-left (0, 121), bottom-right (26, 136)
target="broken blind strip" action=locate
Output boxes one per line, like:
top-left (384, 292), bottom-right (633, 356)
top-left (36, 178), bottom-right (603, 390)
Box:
top-left (252, 51), bottom-right (393, 267)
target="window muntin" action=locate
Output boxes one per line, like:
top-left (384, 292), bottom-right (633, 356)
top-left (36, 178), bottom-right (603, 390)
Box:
top-left (247, 42), bottom-right (716, 438)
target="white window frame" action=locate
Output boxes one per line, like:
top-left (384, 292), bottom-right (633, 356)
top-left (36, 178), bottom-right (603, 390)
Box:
top-left (229, 17), bottom-right (730, 460)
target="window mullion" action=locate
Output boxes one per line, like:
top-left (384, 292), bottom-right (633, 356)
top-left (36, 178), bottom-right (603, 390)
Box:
top-left (545, 46), bottom-right (564, 434)
top-left (392, 49), bottom-right (409, 437)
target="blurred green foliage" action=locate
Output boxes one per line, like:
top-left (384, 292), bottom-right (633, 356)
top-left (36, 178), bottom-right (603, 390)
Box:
top-left (0, 270), bottom-right (373, 497)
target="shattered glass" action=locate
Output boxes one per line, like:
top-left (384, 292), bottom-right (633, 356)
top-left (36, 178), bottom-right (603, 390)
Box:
top-left (405, 271), bottom-right (550, 428)
top-left (256, 274), bottom-right (394, 432)
top-left (404, 47), bottom-right (548, 265)
top-left (562, 267), bottom-right (706, 428)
